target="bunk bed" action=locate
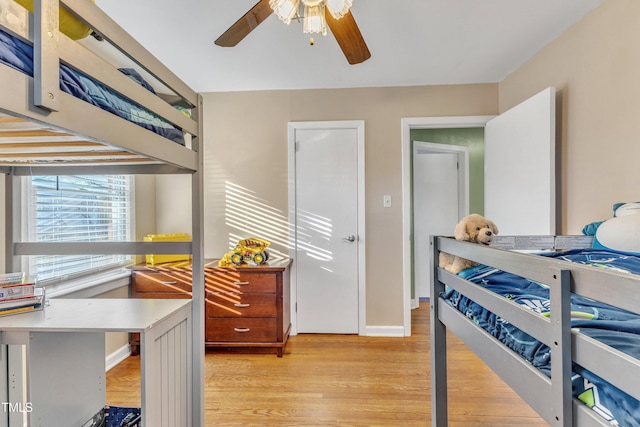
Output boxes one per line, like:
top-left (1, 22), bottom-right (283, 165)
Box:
top-left (430, 236), bottom-right (640, 426)
top-left (0, 0), bottom-right (204, 425)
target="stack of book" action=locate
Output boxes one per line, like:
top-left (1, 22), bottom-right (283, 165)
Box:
top-left (0, 272), bottom-right (45, 316)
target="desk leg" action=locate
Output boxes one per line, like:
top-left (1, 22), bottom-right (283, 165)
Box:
top-left (140, 306), bottom-right (192, 427)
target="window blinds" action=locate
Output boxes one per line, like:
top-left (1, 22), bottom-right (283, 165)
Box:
top-left (27, 175), bottom-right (133, 282)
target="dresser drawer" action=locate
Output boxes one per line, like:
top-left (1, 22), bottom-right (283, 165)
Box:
top-left (206, 292), bottom-right (277, 317)
top-left (131, 271), bottom-right (192, 296)
top-left (206, 318), bottom-right (277, 342)
top-left (207, 271), bottom-right (276, 293)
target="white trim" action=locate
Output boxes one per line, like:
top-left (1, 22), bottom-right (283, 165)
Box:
top-left (401, 116), bottom-right (494, 336)
top-left (106, 343), bottom-right (132, 372)
top-left (288, 120), bottom-right (366, 336)
top-left (364, 325), bottom-right (405, 338)
top-left (46, 268), bottom-right (131, 299)
top-left (411, 297), bottom-right (420, 310)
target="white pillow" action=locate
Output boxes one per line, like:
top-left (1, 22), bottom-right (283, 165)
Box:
top-left (594, 215), bottom-right (640, 255)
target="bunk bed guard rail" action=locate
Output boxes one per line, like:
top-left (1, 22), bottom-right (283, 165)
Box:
top-left (429, 235), bottom-right (640, 427)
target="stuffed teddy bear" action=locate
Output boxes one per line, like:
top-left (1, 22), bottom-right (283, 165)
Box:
top-left (439, 213), bottom-right (499, 274)
top-left (582, 202), bottom-right (640, 255)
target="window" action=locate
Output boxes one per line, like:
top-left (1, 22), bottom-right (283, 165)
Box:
top-left (25, 175), bottom-right (134, 283)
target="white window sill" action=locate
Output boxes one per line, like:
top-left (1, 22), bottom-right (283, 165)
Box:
top-left (45, 268), bottom-right (131, 299)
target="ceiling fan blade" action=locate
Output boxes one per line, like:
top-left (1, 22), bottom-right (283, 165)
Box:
top-left (325, 9), bottom-right (371, 65)
top-left (215, 0), bottom-right (273, 47)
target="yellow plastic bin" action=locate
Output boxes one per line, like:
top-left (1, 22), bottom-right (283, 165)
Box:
top-left (144, 233), bottom-right (191, 265)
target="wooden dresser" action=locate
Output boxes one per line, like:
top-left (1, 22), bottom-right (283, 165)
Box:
top-left (130, 258), bottom-right (291, 357)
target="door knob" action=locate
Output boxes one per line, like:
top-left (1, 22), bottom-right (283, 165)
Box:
top-left (342, 235), bottom-right (356, 243)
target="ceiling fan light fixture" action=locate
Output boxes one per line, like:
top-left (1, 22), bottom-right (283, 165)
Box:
top-left (269, 0), bottom-right (300, 24)
top-left (326, 0), bottom-right (352, 19)
top-left (303, 4), bottom-right (327, 35)
top-left (215, 0), bottom-right (369, 64)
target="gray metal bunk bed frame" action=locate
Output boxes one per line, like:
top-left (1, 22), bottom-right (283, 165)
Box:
top-left (0, 0), bottom-right (204, 425)
top-left (430, 236), bottom-right (640, 427)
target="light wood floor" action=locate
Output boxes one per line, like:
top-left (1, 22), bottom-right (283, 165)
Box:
top-left (106, 302), bottom-right (548, 426)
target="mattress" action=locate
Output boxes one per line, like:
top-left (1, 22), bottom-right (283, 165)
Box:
top-left (0, 28), bottom-right (185, 145)
top-left (443, 249), bottom-right (640, 426)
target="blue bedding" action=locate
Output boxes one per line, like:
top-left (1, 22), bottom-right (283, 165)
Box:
top-left (444, 249), bottom-right (640, 426)
top-left (0, 28), bottom-right (185, 145)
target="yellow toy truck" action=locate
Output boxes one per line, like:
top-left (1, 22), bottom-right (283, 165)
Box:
top-left (219, 237), bottom-right (270, 267)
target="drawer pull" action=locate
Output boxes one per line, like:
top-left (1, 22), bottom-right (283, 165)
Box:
top-left (161, 281), bottom-right (177, 285)
top-left (233, 281), bottom-right (250, 286)
top-left (234, 327), bottom-right (251, 333)
top-left (234, 303), bottom-right (251, 308)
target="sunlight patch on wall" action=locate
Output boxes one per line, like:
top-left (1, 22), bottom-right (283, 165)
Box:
top-left (224, 181), bottom-right (333, 262)
top-left (224, 181), bottom-right (290, 259)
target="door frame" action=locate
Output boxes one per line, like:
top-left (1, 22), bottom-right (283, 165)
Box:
top-left (287, 120), bottom-right (366, 336)
top-left (401, 116), bottom-right (494, 336)
top-left (412, 141), bottom-right (469, 300)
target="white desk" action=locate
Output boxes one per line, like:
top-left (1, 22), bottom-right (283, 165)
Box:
top-left (0, 298), bottom-right (192, 427)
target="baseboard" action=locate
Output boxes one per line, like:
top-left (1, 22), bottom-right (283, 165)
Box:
top-left (106, 343), bottom-right (131, 372)
top-left (364, 325), bottom-right (405, 337)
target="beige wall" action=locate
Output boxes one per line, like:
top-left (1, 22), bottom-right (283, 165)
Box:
top-left (499, 0), bottom-right (640, 234)
top-left (96, 286), bottom-right (130, 355)
top-left (202, 85), bottom-right (498, 327)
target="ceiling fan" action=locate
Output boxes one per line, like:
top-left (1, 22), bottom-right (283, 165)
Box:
top-left (214, 0), bottom-right (371, 65)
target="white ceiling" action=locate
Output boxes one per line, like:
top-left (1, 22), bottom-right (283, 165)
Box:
top-left (94, 0), bottom-right (603, 94)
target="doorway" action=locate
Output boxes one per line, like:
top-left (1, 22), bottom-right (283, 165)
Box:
top-left (401, 116), bottom-right (494, 335)
top-left (401, 87), bottom-right (556, 335)
top-left (288, 121), bottom-right (366, 335)
top-left (412, 142), bottom-right (469, 299)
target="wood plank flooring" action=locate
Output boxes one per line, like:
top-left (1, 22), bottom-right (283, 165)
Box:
top-left (106, 302), bottom-right (548, 426)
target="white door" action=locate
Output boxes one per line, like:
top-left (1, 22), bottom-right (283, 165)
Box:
top-left (290, 122), bottom-right (364, 334)
top-left (412, 146), bottom-right (462, 299)
top-left (485, 87), bottom-right (556, 235)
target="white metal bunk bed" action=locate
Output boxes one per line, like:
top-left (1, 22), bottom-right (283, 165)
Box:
top-left (431, 236), bottom-right (640, 427)
top-left (0, 0), bottom-right (204, 425)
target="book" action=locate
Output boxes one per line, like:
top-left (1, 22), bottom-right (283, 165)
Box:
top-left (0, 305), bottom-right (38, 316)
top-left (0, 272), bottom-right (26, 286)
top-left (0, 294), bottom-right (42, 311)
top-left (0, 288), bottom-right (43, 317)
top-left (0, 283), bottom-right (35, 301)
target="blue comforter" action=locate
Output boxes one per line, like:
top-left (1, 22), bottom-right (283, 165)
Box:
top-left (0, 28), bottom-right (185, 145)
top-left (444, 249), bottom-right (640, 426)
